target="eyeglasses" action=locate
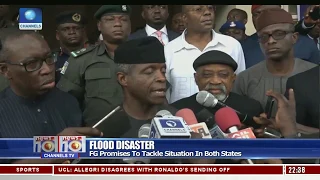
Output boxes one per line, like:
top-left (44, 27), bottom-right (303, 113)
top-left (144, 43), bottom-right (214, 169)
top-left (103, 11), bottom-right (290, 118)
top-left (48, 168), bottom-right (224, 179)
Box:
top-left (258, 30), bottom-right (293, 43)
top-left (5, 54), bottom-right (57, 72)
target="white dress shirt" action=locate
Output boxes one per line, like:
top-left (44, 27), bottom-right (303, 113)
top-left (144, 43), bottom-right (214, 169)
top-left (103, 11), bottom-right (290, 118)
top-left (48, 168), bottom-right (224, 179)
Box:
top-left (165, 30), bottom-right (246, 103)
top-left (145, 24), bottom-right (169, 45)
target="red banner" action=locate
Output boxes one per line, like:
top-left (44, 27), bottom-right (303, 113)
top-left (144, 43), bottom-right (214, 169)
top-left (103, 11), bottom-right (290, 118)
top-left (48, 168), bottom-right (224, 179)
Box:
top-left (0, 165), bottom-right (319, 175)
top-left (0, 166), bottom-right (52, 174)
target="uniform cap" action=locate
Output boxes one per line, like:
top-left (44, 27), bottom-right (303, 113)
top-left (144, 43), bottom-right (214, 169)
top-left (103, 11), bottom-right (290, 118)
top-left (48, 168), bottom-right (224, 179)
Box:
top-left (219, 21), bottom-right (246, 33)
top-left (94, 5), bottom-right (131, 20)
top-left (56, 11), bottom-right (87, 25)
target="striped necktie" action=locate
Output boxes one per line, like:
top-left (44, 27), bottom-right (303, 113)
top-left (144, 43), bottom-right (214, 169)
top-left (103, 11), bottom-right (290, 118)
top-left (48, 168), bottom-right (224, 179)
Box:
top-left (155, 31), bottom-right (164, 45)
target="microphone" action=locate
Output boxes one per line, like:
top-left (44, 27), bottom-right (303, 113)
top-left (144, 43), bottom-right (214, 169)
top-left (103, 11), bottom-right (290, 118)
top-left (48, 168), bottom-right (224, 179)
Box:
top-left (149, 110), bottom-right (191, 138)
top-left (195, 109), bottom-right (226, 139)
top-left (92, 106), bottom-right (122, 128)
top-left (155, 110), bottom-right (173, 117)
top-left (176, 109), bottom-right (211, 138)
top-left (71, 106), bottom-right (122, 164)
top-left (196, 91), bottom-right (259, 128)
top-left (215, 107), bottom-right (255, 164)
top-left (123, 124), bottom-right (151, 164)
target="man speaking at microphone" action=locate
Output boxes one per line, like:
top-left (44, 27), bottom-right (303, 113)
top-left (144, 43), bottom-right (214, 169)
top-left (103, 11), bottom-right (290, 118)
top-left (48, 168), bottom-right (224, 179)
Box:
top-left (171, 50), bottom-right (263, 127)
top-left (85, 37), bottom-right (213, 164)
top-left (82, 37), bottom-right (184, 164)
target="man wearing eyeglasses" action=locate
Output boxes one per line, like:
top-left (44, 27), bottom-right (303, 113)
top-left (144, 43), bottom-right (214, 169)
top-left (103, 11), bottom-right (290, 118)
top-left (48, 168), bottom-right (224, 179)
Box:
top-left (0, 29), bottom-right (102, 164)
top-left (242, 5), bottom-right (319, 68)
top-left (233, 9), bottom-right (317, 124)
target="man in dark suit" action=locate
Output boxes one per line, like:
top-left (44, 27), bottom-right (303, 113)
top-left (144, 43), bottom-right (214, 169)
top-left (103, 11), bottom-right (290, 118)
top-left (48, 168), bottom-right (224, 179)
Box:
top-left (128, 5), bottom-right (179, 44)
top-left (285, 66), bottom-right (320, 132)
top-left (171, 50), bottom-right (263, 128)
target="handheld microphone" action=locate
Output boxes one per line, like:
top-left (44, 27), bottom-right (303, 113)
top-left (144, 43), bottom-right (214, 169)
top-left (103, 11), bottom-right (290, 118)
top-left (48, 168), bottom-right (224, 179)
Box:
top-left (195, 109), bottom-right (226, 139)
top-left (123, 124), bottom-right (151, 164)
top-left (149, 110), bottom-right (191, 138)
top-left (176, 109), bottom-right (211, 138)
top-left (196, 91), bottom-right (259, 128)
top-left (215, 107), bottom-right (255, 164)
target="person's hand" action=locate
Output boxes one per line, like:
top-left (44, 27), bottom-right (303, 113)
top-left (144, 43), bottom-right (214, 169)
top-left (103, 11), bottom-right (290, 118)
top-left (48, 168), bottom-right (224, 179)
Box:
top-left (267, 89), bottom-right (296, 136)
top-left (252, 113), bottom-right (275, 137)
top-left (58, 127), bottom-right (103, 137)
top-left (240, 159), bottom-right (282, 164)
top-left (304, 5), bottom-right (320, 25)
top-left (296, 123), bottom-right (320, 134)
top-left (253, 89), bottom-right (297, 137)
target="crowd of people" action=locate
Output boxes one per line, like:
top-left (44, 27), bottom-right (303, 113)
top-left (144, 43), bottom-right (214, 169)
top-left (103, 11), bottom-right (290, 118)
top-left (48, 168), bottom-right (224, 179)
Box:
top-left (0, 4), bottom-right (319, 164)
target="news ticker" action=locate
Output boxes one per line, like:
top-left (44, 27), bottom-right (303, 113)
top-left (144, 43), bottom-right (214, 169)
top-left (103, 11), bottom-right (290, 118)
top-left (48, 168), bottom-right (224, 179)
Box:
top-left (1, 137), bottom-right (320, 159)
top-left (0, 165), bottom-right (319, 175)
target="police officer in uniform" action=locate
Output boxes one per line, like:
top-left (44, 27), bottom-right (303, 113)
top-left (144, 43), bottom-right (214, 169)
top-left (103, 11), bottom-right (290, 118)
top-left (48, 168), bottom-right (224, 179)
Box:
top-left (57, 5), bottom-right (131, 126)
top-left (53, 11), bottom-right (88, 83)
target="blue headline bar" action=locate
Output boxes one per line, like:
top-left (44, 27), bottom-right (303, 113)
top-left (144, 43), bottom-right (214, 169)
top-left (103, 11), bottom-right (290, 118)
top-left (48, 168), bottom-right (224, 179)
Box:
top-left (0, 138), bottom-right (320, 159)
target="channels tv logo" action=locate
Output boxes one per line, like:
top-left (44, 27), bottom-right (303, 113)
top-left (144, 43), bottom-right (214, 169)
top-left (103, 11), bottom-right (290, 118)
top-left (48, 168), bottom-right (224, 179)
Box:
top-left (159, 119), bottom-right (187, 133)
top-left (160, 119), bottom-right (183, 128)
top-left (59, 136), bottom-right (86, 152)
top-left (19, 8), bottom-right (42, 30)
top-left (33, 136), bottom-right (58, 153)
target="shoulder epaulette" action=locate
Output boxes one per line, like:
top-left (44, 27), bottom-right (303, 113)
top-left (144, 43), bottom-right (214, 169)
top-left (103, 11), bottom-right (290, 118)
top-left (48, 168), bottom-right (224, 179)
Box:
top-left (70, 45), bottom-right (96, 58)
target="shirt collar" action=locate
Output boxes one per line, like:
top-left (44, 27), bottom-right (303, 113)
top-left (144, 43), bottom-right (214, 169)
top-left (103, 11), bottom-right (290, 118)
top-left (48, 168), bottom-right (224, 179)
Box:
top-left (173, 29), bottom-right (225, 52)
top-left (6, 87), bottom-right (52, 105)
top-left (307, 34), bottom-right (320, 41)
top-left (145, 24), bottom-right (168, 36)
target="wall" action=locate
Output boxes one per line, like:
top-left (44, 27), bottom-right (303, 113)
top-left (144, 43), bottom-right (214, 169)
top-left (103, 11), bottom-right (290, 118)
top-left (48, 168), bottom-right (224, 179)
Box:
top-left (235, 5), bottom-right (256, 36)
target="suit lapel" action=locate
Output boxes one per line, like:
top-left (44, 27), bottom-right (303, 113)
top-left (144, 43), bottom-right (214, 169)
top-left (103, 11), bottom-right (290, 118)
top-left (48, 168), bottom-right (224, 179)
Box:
top-left (168, 31), bottom-right (174, 41)
top-left (140, 29), bottom-right (148, 38)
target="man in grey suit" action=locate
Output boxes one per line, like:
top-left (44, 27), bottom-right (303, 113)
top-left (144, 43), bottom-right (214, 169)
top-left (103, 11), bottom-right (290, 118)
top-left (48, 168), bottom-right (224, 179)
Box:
top-left (128, 5), bottom-right (179, 44)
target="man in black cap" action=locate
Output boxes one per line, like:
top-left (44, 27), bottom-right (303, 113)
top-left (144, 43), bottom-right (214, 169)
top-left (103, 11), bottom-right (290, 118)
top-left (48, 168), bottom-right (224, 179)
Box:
top-left (171, 50), bottom-right (263, 128)
top-left (57, 5), bottom-right (131, 127)
top-left (53, 11), bottom-right (88, 83)
top-left (85, 37), bottom-right (214, 164)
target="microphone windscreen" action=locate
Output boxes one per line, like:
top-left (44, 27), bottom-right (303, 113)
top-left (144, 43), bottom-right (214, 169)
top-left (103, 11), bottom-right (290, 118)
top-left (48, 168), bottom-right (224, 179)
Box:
top-left (196, 108), bottom-right (215, 128)
top-left (138, 124), bottom-right (151, 138)
top-left (176, 108), bottom-right (198, 125)
top-left (215, 107), bottom-right (241, 133)
top-left (196, 91), bottom-right (217, 107)
top-left (156, 110), bottom-right (172, 117)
